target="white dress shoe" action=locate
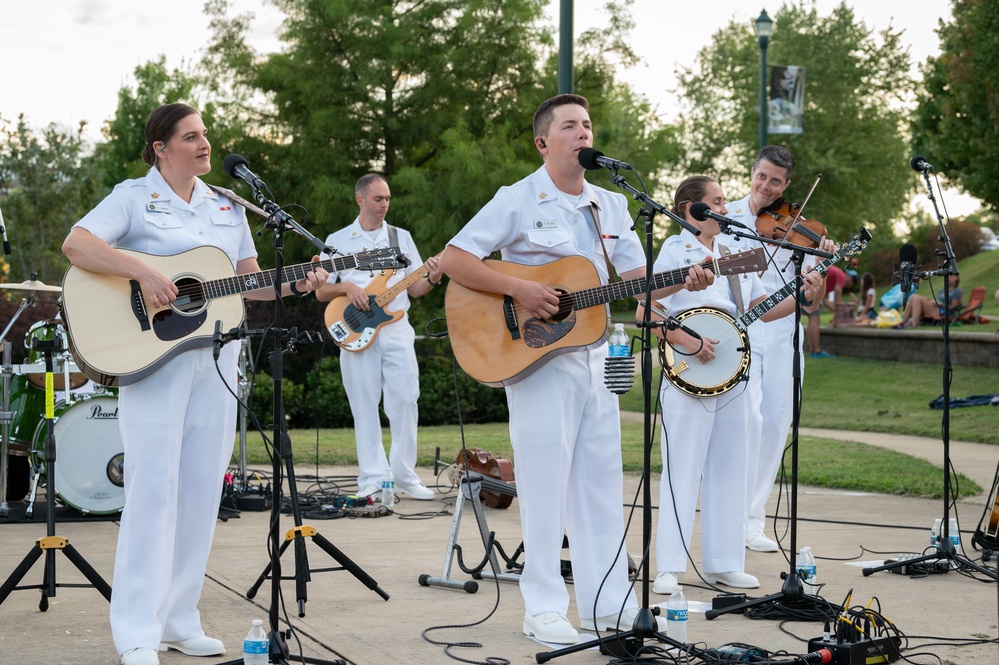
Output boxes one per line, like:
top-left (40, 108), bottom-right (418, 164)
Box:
top-left (356, 484), bottom-right (381, 500)
top-left (746, 531), bottom-right (779, 552)
top-left (522, 611), bottom-right (579, 644)
top-left (703, 571), bottom-right (760, 589)
top-left (121, 648), bottom-right (159, 665)
top-left (581, 607), bottom-right (667, 632)
top-left (396, 481), bottom-right (435, 500)
top-left (652, 572), bottom-right (680, 595)
top-left (158, 635), bottom-right (226, 656)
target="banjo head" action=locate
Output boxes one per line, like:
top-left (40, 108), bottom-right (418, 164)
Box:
top-left (659, 307), bottom-right (751, 398)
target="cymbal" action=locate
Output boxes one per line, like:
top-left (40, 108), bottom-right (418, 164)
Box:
top-left (0, 279), bottom-right (61, 293)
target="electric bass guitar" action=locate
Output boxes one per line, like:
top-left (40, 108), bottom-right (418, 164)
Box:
top-left (660, 228), bottom-right (872, 397)
top-left (444, 247), bottom-right (766, 387)
top-left (324, 256), bottom-right (437, 352)
top-left (61, 246), bottom-right (408, 386)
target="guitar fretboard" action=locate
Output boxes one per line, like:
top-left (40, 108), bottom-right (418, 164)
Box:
top-left (202, 255), bottom-right (362, 300)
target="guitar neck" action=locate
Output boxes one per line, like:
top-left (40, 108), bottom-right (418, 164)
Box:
top-left (737, 255), bottom-right (841, 328)
top-left (374, 263), bottom-right (429, 307)
top-left (569, 259), bottom-right (720, 311)
top-left (202, 255), bottom-right (361, 300)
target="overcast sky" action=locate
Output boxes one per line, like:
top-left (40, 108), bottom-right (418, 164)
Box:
top-left (2, 1), bottom-right (974, 212)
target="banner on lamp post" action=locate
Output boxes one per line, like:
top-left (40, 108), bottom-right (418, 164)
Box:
top-left (768, 65), bottom-right (805, 134)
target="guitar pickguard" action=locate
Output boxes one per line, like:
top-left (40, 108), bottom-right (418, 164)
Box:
top-left (153, 308), bottom-right (208, 341)
top-left (522, 313), bottom-right (576, 348)
top-left (343, 298), bottom-right (392, 332)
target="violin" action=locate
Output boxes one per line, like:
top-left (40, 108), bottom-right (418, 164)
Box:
top-left (455, 448), bottom-right (516, 509)
top-left (755, 197), bottom-right (827, 249)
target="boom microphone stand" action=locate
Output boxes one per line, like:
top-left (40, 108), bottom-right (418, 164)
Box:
top-left (698, 218), bottom-right (841, 619)
top-left (863, 162), bottom-right (995, 580)
top-left (217, 178), bottom-right (387, 665)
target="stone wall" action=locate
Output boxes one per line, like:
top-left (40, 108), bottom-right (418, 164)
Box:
top-left (817, 326), bottom-right (999, 369)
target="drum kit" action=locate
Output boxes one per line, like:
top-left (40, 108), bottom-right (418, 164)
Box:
top-left (0, 277), bottom-right (123, 518)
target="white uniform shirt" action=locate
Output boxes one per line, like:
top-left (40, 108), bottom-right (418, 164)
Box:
top-left (653, 228), bottom-right (765, 318)
top-left (75, 166), bottom-right (256, 266)
top-left (449, 165), bottom-right (645, 282)
top-left (322, 219), bottom-right (424, 316)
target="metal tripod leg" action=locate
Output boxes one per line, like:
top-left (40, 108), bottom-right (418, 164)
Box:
top-left (419, 475), bottom-right (520, 593)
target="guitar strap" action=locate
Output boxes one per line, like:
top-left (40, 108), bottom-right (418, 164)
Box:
top-left (385, 224), bottom-right (399, 252)
top-left (583, 202), bottom-right (618, 283)
top-left (718, 243), bottom-right (746, 315)
top-left (206, 184), bottom-right (270, 220)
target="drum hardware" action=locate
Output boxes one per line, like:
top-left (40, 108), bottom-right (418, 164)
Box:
top-left (0, 330), bottom-right (112, 611)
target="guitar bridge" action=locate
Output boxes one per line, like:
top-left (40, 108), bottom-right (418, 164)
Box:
top-left (129, 280), bottom-right (151, 331)
top-left (502, 295), bottom-right (521, 340)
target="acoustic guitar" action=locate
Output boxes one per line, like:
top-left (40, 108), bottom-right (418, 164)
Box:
top-left (444, 247), bottom-right (765, 387)
top-left (324, 256), bottom-right (437, 352)
top-left (62, 246), bottom-right (408, 386)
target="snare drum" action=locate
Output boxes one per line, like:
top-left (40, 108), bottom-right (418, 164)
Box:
top-left (31, 395), bottom-right (124, 514)
top-left (25, 320), bottom-right (88, 391)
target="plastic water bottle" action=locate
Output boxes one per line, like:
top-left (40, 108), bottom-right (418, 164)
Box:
top-left (796, 546), bottom-right (817, 594)
top-left (609, 323), bottom-right (629, 357)
top-left (243, 619), bottom-right (268, 665)
top-left (947, 517), bottom-right (960, 549)
top-left (381, 469), bottom-right (395, 509)
top-left (930, 518), bottom-right (941, 547)
top-left (605, 323), bottom-right (634, 394)
top-left (666, 585), bottom-right (688, 644)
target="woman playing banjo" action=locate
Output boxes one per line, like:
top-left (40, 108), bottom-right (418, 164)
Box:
top-left (639, 175), bottom-right (823, 597)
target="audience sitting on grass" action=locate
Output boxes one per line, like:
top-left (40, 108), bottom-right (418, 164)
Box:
top-left (897, 273), bottom-right (962, 328)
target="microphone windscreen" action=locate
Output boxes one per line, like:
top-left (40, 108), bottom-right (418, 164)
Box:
top-left (688, 201), bottom-right (711, 222)
top-left (577, 147), bottom-right (604, 170)
top-left (223, 153), bottom-right (248, 179)
top-left (899, 243), bottom-right (918, 263)
top-left (909, 155), bottom-right (927, 172)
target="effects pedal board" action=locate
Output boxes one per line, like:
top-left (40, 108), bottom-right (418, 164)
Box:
top-left (807, 636), bottom-right (901, 665)
top-left (883, 558), bottom-right (951, 575)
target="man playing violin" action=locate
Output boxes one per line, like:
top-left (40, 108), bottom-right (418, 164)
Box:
top-left (726, 146), bottom-right (834, 554)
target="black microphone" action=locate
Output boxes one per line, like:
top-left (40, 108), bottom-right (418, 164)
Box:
top-left (898, 243), bottom-right (918, 308)
top-left (0, 206), bottom-right (11, 255)
top-left (688, 201), bottom-right (752, 231)
top-left (213, 320), bottom-right (224, 360)
top-left (910, 155), bottom-right (932, 172)
top-left (223, 154), bottom-right (268, 190)
top-left (578, 147), bottom-right (633, 171)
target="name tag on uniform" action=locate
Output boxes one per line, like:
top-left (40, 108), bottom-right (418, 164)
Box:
top-left (146, 203), bottom-right (171, 213)
top-left (532, 219), bottom-right (558, 230)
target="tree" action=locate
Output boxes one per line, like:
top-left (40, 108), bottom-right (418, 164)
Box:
top-left (0, 116), bottom-right (102, 285)
top-left (912, 0), bottom-right (999, 209)
top-left (674, 2), bottom-right (915, 241)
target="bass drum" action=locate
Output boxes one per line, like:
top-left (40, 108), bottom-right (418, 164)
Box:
top-left (32, 395), bottom-right (124, 515)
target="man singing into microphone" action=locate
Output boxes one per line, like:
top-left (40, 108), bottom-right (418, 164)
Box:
top-left (440, 94), bottom-right (712, 643)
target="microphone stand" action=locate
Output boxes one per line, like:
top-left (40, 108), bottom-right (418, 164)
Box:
top-left (862, 168), bottom-right (995, 580)
top-left (538, 168), bottom-right (704, 663)
top-left (698, 222), bottom-right (835, 619)
top-left (217, 187), bottom-right (385, 665)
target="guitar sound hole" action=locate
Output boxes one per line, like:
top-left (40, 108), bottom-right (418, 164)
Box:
top-left (172, 277), bottom-right (208, 314)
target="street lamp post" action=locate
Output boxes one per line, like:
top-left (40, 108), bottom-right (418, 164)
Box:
top-left (755, 9), bottom-right (774, 151)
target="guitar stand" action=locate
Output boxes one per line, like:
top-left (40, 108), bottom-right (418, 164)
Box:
top-left (0, 334), bottom-right (112, 611)
top-left (419, 472), bottom-right (522, 593)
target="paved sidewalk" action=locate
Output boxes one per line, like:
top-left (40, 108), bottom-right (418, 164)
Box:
top-left (1, 430), bottom-right (997, 664)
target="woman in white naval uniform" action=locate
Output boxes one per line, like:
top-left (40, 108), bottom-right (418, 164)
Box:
top-left (441, 95), bottom-right (711, 645)
top-left (62, 104), bottom-right (327, 665)
top-left (645, 176), bottom-right (822, 596)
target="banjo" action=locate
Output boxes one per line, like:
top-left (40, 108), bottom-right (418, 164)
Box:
top-left (660, 228), bottom-right (872, 397)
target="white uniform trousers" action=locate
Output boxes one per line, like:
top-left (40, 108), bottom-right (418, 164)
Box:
top-left (745, 322), bottom-right (802, 535)
top-left (110, 345), bottom-right (238, 655)
top-left (657, 382), bottom-right (749, 574)
top-left (506, 348), bottom-right (637, 621)
top-left (339, 320), bottom-right (421, 489)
